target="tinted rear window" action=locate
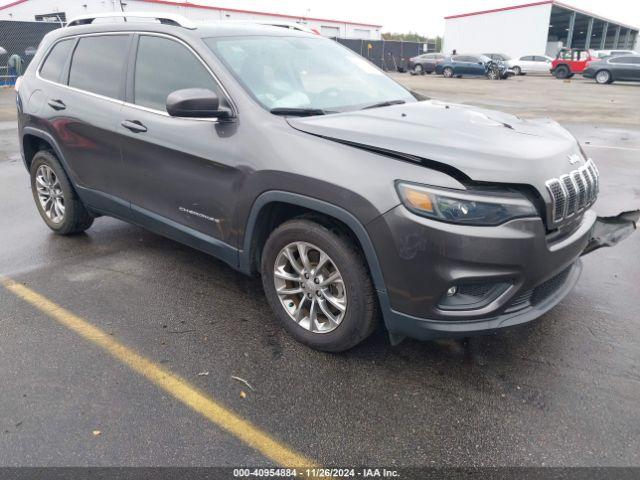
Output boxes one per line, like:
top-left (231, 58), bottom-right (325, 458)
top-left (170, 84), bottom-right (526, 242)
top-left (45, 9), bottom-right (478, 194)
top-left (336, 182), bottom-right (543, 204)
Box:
top-left (69, 35), bottom-right (129, 98)
top-left (40, 39), bottom-right (74, 83)
top-left (134, 35), bottom-right (217, 112)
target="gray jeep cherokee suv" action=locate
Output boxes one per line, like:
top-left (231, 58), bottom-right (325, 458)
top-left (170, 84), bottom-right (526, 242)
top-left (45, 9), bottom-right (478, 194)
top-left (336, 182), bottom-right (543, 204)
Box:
top-left (16, 13), bottom-right (638, 351)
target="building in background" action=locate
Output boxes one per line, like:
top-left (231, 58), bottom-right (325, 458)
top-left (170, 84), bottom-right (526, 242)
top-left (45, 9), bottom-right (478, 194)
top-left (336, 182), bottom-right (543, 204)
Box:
top-left (0, 0), bottom-right (382, 39)
top-left (444, 1), bottom-right (638, 58)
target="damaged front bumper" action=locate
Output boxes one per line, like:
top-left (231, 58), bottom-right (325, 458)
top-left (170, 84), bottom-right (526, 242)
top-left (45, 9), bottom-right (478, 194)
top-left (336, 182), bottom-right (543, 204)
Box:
top-left (372, 208), bottom-right (639, 344)
top-left (582, 210), bottom-right (640, 256)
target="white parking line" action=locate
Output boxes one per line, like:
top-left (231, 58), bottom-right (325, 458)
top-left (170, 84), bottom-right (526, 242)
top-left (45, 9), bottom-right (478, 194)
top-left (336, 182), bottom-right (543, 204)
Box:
top-left (582, 144), bottom-right (640, 152)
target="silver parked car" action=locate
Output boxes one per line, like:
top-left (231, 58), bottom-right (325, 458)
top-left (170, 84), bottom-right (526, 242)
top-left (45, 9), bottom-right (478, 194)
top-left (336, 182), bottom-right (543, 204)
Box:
top-left (514, 55), bottom-right (554, 74)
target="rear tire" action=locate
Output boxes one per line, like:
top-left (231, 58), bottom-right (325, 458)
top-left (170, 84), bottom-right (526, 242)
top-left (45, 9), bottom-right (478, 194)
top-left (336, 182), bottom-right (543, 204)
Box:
top-left (261, 219), bottom-right (377, 352)
top-left (555, 65), bottom-right (570, 79)
top-left (412, 64), bottom-right (424, 75)
top-left (443, 67), bottom-right (454, 78)
top-left (30, 150), bottom-right (94, 235)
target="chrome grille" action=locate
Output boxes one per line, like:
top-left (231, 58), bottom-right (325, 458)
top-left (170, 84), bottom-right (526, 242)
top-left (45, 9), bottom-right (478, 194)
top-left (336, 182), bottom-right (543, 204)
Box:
top-left (546, 159), bottom-right (599, 224)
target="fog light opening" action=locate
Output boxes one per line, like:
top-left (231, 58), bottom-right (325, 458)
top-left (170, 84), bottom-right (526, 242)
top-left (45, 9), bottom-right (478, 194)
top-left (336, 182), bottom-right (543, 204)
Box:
top-left (446, 286), bottom-right (458, 297)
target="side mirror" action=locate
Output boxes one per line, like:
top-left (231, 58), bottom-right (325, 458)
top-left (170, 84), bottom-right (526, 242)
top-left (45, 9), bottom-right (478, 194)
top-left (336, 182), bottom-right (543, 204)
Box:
top-left (166, 88), bottom-right (232, 119)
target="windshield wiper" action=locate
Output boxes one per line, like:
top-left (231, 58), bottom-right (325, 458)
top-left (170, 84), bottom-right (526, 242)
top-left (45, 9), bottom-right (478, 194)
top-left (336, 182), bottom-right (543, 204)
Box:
top-left (362, 100), bottom-right (406, 110)
top-left (270, 107), bottom-right (327, 117)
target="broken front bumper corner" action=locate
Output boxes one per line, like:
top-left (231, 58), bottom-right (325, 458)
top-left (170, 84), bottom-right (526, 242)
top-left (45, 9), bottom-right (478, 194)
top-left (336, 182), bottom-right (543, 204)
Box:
top-left (582, 210), bottom-right (640, 256)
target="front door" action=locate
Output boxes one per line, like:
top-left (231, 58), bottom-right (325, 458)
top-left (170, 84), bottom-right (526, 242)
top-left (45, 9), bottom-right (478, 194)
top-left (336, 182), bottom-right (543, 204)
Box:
top-left (118, 34), bottom-right (238, 257)
top-left (613, 56), bottom-right (640, 81)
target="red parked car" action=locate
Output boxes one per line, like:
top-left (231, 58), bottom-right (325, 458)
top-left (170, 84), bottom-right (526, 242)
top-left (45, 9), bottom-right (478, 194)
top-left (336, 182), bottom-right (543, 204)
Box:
top-left (551, 48), bottom-right (596, 79)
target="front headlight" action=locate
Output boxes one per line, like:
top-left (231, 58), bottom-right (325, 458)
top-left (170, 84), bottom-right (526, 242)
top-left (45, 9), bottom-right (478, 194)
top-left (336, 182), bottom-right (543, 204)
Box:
top-left (396, 182), bottom-right (538, 226)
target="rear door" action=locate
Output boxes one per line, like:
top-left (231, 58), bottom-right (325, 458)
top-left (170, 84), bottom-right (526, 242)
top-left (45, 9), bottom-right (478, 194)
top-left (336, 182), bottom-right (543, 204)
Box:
top-left (519, 55), bottom-right (536, 72)
top-left (118, 33), bottom-right (238, 252)
top-left (38, 34), bottom-right (131, 200)
top-left (570, 50), bottom-right (589, 72)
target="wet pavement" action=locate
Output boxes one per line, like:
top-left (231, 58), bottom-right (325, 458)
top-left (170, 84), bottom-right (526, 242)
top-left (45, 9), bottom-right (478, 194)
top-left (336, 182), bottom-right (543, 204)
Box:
top-left (0, 84), bottom-right (639, 468)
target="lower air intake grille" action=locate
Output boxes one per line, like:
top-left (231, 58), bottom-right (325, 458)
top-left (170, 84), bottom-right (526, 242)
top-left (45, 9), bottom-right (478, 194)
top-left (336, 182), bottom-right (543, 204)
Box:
top-left (504, 265), bottom-right (573, 313)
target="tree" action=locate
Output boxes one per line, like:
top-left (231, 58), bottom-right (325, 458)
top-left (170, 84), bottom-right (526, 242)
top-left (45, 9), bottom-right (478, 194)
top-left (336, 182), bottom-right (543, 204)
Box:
top-left (381, 33), bottom-right (443, 53)
top-left (382, 31), bottom-right (428, 42)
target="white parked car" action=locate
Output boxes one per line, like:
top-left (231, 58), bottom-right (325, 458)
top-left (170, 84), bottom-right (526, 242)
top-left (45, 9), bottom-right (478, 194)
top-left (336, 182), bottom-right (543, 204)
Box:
top-left (514, 55), bottom-right (554, 74)
top-left (591, 49), bottom-right (638, 59)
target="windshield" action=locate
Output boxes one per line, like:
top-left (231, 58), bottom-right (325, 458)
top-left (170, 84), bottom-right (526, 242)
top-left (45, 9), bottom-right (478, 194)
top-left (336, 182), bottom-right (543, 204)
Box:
top-left (204, 36), bottom-right (415, 112)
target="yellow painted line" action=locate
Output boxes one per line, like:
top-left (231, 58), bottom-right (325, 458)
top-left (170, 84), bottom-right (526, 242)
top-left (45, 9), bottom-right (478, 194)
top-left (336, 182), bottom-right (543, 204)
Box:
top-left (1, 277), bottom-right (316, 468)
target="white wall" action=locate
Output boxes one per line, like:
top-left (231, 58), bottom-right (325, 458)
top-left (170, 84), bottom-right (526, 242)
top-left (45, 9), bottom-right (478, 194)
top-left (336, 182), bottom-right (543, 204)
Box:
top-left (443, 3), bottom-right (553, 58)
top-left (0, 0), bottom-right (382, 39)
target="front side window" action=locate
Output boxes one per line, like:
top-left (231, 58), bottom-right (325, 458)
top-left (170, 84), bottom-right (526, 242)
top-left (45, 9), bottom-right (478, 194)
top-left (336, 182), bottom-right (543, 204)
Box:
top-left (69, 35), bottom-right (129, 98)
top-left (40, 38), bottom-right (74, 83)
top-left (205, 36), bottom-right (414, 112)
top-left (134, 35), bottom-right (218, 112)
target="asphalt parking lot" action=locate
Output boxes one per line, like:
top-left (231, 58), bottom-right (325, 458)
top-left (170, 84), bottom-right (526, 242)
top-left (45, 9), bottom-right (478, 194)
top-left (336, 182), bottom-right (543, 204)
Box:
top-left (394, 72), bottom-right (640, 125)
top-left (1, 73), bottom-right (639, 469)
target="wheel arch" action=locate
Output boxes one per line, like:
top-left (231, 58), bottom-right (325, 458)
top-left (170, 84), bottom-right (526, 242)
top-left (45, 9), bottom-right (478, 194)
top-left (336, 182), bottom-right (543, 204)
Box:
top-left (239, 191), bottom-right (387, 296)
top-left (22, 127), bottom-right (73, 178)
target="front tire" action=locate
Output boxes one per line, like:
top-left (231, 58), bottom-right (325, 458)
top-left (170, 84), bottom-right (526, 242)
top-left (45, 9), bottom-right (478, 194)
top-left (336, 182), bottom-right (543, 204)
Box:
top-left (513, 66), bottom-right (522, 75)
top-left (261, 219), bottom-right (377, 352)
top-left (30, 150), bottom-right (94, 235)
top-left (487, 67), bottom-right (500, 80)
top-left (412, 64), bottom-right (424, 75)
top-left (595, 69), bottom-right (612, 84)
top-left (443, 67), bottom-right (454, 78)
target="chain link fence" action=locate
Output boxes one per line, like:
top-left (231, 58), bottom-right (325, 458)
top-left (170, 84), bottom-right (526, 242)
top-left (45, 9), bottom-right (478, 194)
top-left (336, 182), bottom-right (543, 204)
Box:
top-left (0, 20), bottom-right (61, 86)
top-left (336, 38), bottom-right (439, 72)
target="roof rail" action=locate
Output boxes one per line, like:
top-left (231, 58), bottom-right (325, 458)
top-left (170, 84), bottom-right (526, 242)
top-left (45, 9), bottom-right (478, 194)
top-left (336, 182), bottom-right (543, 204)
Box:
top-left (66, 12), bottom-right (197, 29)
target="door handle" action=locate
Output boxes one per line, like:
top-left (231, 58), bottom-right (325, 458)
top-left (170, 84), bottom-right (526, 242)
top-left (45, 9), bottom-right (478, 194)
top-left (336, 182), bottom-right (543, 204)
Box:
top-left (121, 120), bottom-right (147, 133)
top-left (47, 99), bottom-right (66, 111)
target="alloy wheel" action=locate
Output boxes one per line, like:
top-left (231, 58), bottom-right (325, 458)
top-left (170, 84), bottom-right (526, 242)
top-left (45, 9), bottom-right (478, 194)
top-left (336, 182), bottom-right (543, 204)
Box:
top-left (443, 67), bottom-right (454, 78)
top-left (35, 164), bottom-right (65, 224)
top-left (595, 70), bottom-right (610, 84)
top-left (273, 241), bottom-right (347, 334)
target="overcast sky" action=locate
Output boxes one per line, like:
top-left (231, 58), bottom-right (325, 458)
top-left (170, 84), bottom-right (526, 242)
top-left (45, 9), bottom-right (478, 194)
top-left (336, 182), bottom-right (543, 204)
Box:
top-left (215, 0), bottom-right (640, 36)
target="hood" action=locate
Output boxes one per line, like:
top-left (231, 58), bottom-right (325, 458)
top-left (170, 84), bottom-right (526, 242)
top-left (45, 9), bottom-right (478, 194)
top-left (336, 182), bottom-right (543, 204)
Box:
top-left (286, 100), bottom-right (583, 189)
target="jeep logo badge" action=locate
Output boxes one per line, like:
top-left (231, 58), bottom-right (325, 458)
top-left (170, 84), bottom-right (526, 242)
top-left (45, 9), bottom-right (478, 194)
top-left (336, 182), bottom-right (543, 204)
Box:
top-left (568, 154), bottom-right (582, 165)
